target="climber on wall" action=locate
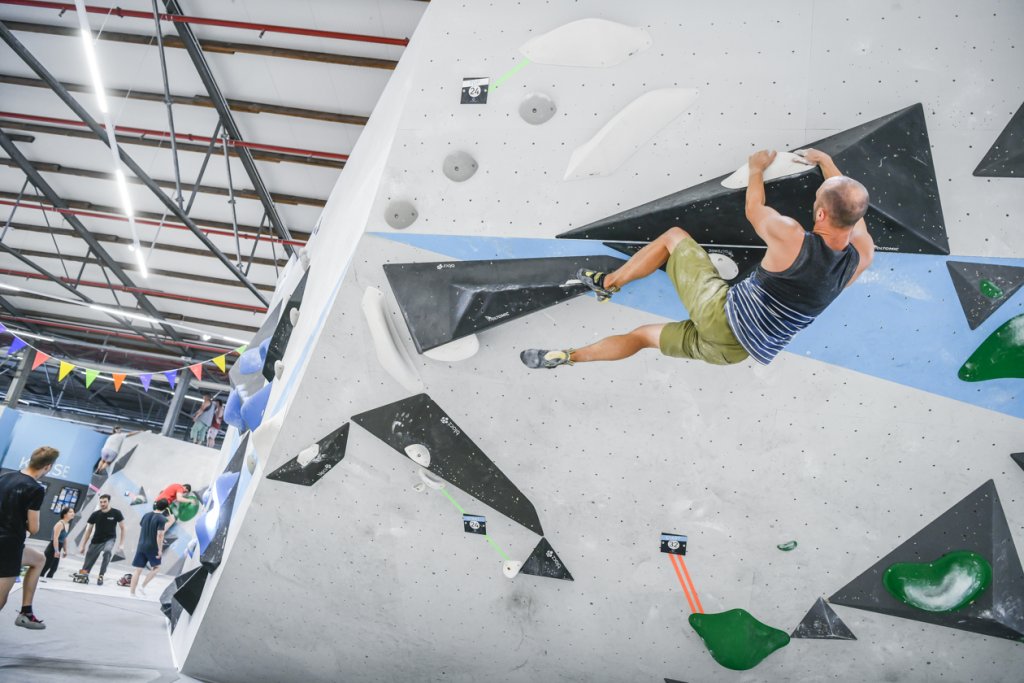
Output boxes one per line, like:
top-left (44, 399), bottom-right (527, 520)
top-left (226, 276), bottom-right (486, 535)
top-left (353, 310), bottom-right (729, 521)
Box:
top-left (520, 148), bottom-right (875, 369)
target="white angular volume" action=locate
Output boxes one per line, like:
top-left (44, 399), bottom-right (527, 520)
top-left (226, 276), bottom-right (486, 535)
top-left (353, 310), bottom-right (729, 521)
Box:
top-left (564, 88), bottom-right (700, 180)
top-left (720, 151), bottom-right (816, 189)
top-left (520, 18), bottom-right (652, 67)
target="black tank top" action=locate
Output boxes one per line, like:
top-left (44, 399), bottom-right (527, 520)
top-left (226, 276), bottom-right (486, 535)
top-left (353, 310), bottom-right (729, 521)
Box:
top-left (756, 232), bottom-right (860, 317)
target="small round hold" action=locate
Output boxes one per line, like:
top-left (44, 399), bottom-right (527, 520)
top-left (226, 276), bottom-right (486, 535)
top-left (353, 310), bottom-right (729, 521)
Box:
top-left (709, 253), bottom-right (740, 281)
top-left (273, 360), bottom-right (285, 380)
top-left (503, 561), bottom-right (523, 578)
top-left (519, 92), bottom-right (557, 125)
top-left (245, 449), bottom-right (257, 475)
top-left (385, 200), bottom-right (418, 229)
top-left (418, 468), bottom-right (445, 490)
top-left (442, 151), bottom-right (479, 182)
top-left (404, 443), bottom-right (431, 468)
top-left (412, 482), bottom-right (427, 493)
top-left (298, 247), bottom-right (311, 269)
top-left (289, 307), bottom-right (300, 326)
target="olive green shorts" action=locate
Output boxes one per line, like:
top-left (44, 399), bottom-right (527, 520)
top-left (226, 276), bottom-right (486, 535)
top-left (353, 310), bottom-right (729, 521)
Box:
top-left (658, 237), bottom-right (749, 365)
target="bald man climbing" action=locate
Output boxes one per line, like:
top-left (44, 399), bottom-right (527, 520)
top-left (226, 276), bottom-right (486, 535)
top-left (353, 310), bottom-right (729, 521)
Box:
top-left (520, 148), bottom-right (874, 369)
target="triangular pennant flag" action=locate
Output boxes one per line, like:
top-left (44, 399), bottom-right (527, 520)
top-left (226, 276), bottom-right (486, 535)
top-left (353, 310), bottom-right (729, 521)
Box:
top-left (0, 322), bottom-right (6, 333)
top-left (58, 360), bottom-right (75, 381)
top-left (31, 351), bottom-right (50, 370)
top-left (164, 370), bottom-right (177, 389)
top-left (85, 368), bottom-right (99, 388)
top-left (8, 336), bottom-right (26, 354)
top-left (212, 355), bottom-right (227, 372)
top-left (112, 373), bottom-right (126, 391)
top-left (139, 374), bottom-right (152, 391)
top-left (234, 344), bottom-right (248, 355)
top-left (189, 363), bottom-right (203, 381)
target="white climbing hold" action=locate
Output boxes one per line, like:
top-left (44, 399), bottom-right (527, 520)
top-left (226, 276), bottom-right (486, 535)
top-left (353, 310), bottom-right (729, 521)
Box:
top-left (423, 335), bottom-right (480, 362)
top-left (720, 151), bottom-right (816, 189)
top-left (298, 247), bottom-right (311, 270)
top-left (296, 443), bottom-right (320, 468)
top-left (709, 253), bottom-right (740, 280)
top-left (289, 307), bottom-right (300, 326)
top-left (564, 88), bottom-right (700, 180)
top-left (503, 561), bottom-right (523, 578)
top-left (404, 443), bottom-right (431, 468)
top-left (418, 469), bottom-right (445, 490)
top-left (273, 360), bottom-right (285, 380)
top-left (412, 482), bottom-right (427, 493)
top-left (520, 18), bottom-right (652, 67)
top-left (360, 287), bottom-right (424, 393)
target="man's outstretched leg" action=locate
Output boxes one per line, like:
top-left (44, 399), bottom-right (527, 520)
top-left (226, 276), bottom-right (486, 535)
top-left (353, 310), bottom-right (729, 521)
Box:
top-left (14, 546), bottom-right (46, 629)
top-left (520, 325), bottom-right (664, 368)
top-left (577, 227), bottom-right (690, 300)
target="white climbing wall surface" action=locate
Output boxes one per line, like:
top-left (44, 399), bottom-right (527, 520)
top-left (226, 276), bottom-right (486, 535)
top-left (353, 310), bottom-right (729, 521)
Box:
top-left (170, 1), bottom-right (1024, 682)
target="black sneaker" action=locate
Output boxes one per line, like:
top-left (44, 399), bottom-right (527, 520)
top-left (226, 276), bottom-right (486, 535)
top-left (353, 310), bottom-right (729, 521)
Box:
top-left (576, 268), bottom-right (618, 302)
top-left (520, 349), bottom-right (574, 369)
top-left (96, 575), bottom-right (104, 586)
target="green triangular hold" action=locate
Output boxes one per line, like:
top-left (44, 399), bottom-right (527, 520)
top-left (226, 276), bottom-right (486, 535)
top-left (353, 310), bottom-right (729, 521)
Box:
top-left (959, 314), bottom-right (1024, 381)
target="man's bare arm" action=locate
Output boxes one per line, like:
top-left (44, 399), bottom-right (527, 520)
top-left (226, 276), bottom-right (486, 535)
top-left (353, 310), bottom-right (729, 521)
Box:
top-left (26, 509), bottom-right (39, 536)
top-left (745, 150), bottom-right (804, 246)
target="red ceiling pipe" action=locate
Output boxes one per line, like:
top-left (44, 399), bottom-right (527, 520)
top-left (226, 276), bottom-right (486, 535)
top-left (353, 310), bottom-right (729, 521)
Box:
top-left (0, 0), bottom-right (409, 46)
top-left (0, 111), bottom-right (349, 161)
top-left (0, 268), bottom-right (268, 312)
top-left (0, 314), bottom-right (238, 353)
top-left (0, 200), bottom-right (307, 248)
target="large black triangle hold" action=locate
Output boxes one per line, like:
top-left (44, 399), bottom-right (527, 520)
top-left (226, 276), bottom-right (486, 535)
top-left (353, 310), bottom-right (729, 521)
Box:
top-left (791, 597), bottom-right (857, 640)
top-left (267, 422), bottom-right (349, 486)
top-left (383, 256), bottom-right (625, 353)
top-left (111, 445), bottom-right (137, 475)
top-left (946, 261), bottom-right (1024, 330)
top-left (560, 103), bottom-right (949, 255)
top-left (1011, 453), bottom-right (1024, 473)
top-left (173, 565), bottom-right (210, 615)
top-left (262, 269), bottom-right (310, 382)
top-left (829, 480), bottom-right (1024, 641)
top-left (352, 394), bottom-right (544, 535)
top-left (520, 537), bottom-right (573, 581)
top-left (974, 102), bottom-right (1024, 178)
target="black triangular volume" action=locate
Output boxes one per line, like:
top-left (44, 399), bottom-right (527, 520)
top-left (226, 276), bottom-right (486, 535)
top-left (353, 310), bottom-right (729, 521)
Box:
top-left (520, 537), bottom-right (573, 581)
top-left (1012, 453), bottom-right (1024, 473)
top-left (261, 269), bottom-right (310, 382)
top-left (791, 597), bottom-right (857, 640)
top-left (352, 394), bottom-right (544, 535)
top-left (110, 446), bottom-right (137, 475)
top-left (199, 435), bottom-right (249, 573)
top-left (383, 255), bottom-right (626, 353)
top-left (169, 598), bottom-right (184, 631)
top-left (173, 565), bottom-right (210, 615)
top-left (603, 242), bottom-right (764, 284)
top-left (974, 102), bottom-right (1024, 177)
top-left (664, 679), bottom-right (688, 683)
top-left (111, 550), bottom-right (126, 563)
top-left (229, 300), bottom-right (282, 395)
top-left (946, 261), bottom-right (1024, 330)
top-left (267, 422), bottom-right (349, 486)
top-left (224, 433), bottom-right (250, 476)
top-left (829, 480), bottom-right (1024, 641)
top-left (561, 103), bottom-right (949, 255)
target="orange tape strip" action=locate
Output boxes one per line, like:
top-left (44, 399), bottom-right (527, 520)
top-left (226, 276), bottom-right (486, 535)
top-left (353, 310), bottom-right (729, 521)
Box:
top-left (677, 556), bottom-right (704, 614)
top-left (669, 553), bottom-right (697, 613)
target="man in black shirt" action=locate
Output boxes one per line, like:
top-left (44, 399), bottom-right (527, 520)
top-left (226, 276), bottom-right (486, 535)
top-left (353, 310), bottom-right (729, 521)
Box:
top-left (0, 445), bottom-right (60, 629)
top-left (129, 499), bottom-right (170, 597)
top-left (75, 494), bottom-right (125, 586)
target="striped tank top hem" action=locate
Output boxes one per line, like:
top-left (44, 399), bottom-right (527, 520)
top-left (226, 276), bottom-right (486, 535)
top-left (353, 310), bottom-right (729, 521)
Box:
top-left (725, 275), bottom-right (816, 365)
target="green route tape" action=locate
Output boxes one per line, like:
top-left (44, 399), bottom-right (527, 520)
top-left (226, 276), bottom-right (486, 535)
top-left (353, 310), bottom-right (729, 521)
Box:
top-left (491, 58), bottom-right (530, 90)
top-left (436, 487), bottom-right (510, 561)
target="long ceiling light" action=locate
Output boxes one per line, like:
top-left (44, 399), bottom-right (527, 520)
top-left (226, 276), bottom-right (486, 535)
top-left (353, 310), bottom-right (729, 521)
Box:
top-left (73, 0), bottom-right (147, 277)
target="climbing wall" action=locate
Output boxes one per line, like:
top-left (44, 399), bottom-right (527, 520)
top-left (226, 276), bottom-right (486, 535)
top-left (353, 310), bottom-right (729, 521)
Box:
top-left (170, 1), bottom-right (1024, 681)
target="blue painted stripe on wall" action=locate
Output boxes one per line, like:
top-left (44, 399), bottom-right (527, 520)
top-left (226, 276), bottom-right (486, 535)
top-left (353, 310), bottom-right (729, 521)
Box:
top-left (374, 232), bottom-right (1023, 420)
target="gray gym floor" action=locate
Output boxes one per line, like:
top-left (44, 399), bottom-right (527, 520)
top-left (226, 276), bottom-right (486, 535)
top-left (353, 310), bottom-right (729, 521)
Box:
top-left (0, 579), bottom-right (197, 682)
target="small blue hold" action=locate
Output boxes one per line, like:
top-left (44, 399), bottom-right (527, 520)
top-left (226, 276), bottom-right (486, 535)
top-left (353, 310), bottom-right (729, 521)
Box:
top-left (236, 347), bottom-right (263, 375)
top-left (223, 388), bottom-right (245, 431)
top-left (240, 381), bottom-right (273, 432)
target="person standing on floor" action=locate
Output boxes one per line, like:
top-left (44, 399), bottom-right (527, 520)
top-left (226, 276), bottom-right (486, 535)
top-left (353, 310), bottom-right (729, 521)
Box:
top-left (205, 399), bottom-right (225, 448)
top-left (41, 506), bottom-right (74, 580)
top-left (75, 494), bottom-right (125, 586)
top-left (129, 499), bottom-right (170, 597)
top-left (190, 394), bottom-right (214, 445)
top-left (95, 426), bottom-right (142, 475)
top-left (0, 445), bottom-right (60, 630)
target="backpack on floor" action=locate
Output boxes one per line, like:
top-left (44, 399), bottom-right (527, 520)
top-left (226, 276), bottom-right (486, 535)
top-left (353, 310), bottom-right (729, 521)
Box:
top-left (117, 573), bottom-right (133, 587)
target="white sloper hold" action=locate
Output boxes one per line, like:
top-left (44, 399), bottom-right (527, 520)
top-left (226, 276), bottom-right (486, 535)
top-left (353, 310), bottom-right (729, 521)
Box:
top-left (296, 443), bottom-right (320, 468)
top-left (422, 335), bottom-right (480, 362)
top-left (520, 18), bottom-right (652, 67)
top-left (564, 88), bottom-right (700, 180)
top-left (404, 443), bottom-right (431, 468)
top-left (503, 561), bottom-right (523, 579)
top-left (360, 287), bottom-right (424, 393)
top-left (720, 151), bottom-right (817, 189)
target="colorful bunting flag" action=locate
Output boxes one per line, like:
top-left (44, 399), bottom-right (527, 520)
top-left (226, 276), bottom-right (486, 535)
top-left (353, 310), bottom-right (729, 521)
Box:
top-left (164, 370), bottom-right (177, 389)
top-left (212, 354), bottom-right (226, 372)
top-left (112, 373), bottom-right (126, 392)
top-left (85, 368), bottom-right (99, 388)
top-left (189, 364), bottom-right (203, 381)
top-left (234, 344), bottom-right (248, 355)
top-left (8, 336), bottom-right (26, 354)
top-left (139, 373), bottom-right (152, 391)
top-left (0, 322), bottom-right (6, 333)
top-left (58, 361), bottom-right (75, 381)
top-left (31, 351), bottom-right (50, 370)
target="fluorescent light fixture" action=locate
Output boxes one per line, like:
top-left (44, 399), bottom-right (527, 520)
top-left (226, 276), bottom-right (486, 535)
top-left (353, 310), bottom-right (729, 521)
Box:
top-left (89, 304), bottom-right (159, 325)
top-left (0, 283), bottom-right (20, 291)
top-left (114, 169), bottom-right (134, 219)
top-left (8, 329), bottom-right (54, 342)
top-left (76, 24), bottom-right (108, 113)
top-left (134, 249), bottom-right (149, 278)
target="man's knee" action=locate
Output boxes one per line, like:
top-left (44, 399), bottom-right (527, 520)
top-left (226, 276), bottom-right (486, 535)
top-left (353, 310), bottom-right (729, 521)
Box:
top-left (23, 547), bottom-right (44, 568)
top-left (661, 227), bottom-right (691, 252)
top-left (631, 324), bottom-right (664, 349)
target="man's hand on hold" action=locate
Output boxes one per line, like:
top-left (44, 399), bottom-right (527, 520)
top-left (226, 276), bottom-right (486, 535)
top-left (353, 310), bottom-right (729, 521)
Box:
top-left (748, 150), bottom-right (777, 173)
top-left (796, 148), bottom-right (831, 166)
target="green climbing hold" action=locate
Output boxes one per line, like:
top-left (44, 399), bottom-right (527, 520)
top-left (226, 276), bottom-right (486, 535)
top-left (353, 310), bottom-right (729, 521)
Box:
top-left (882, 550), bottom-right (992, 613)
top-left (777, 541), bottom-right (798, 551)
top-left (688, 609), bottom-right (790, 671)
top-left (958, 314), bottom-right (1024, 382)
top-left (172, 494), bottom-right (202, 522)
top-left (979, 279), bottom-right (1004, 299)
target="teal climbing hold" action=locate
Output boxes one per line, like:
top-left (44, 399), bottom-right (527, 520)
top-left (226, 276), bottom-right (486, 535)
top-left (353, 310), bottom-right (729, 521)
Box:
top-left (688, 609), bottom-right (790, 671)
top-left (958, 314), bottom-right (1024, 382)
